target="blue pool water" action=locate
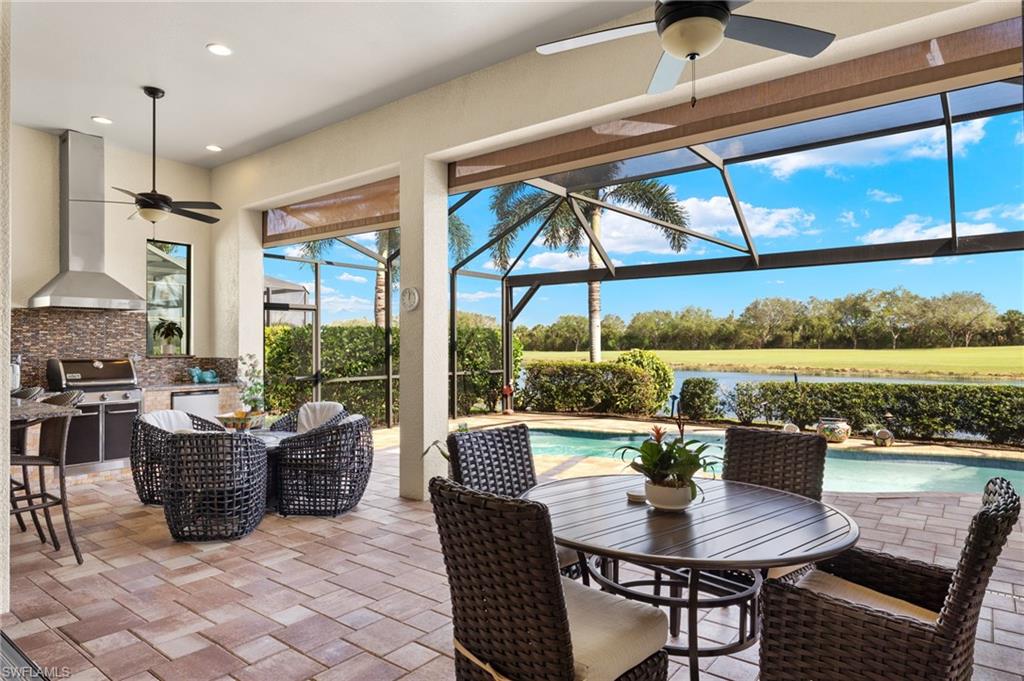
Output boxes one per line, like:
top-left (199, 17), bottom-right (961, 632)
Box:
top-left (529, 428), bottom-right (1024, 494)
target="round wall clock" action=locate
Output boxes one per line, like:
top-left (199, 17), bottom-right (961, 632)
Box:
top-left (400, 287), bottom-right (420, 312)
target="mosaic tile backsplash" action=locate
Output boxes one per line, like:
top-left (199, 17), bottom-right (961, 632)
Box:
top-left (11, 308), bottom-right (237, 388)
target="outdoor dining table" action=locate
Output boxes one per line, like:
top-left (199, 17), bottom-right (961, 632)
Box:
top-left (521, 474), bottom-right (860, 681)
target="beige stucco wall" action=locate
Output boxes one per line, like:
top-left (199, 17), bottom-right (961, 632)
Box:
top-left (9, 125), bottom-right (216, 355)
top-left (1, 0), bottom-right (12, 615)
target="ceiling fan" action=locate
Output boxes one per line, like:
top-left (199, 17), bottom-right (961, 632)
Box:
top-left (108, 86), bottom-right (222, 224)
top-left (536, 1), bottom-right (836, 100)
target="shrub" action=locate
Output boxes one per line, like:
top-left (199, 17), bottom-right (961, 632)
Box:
top-left (616, 349), bottom-right (673, 409)
top-left (676, 377), bottom-right (722, 420)
top-left (721, 382), bottom-right (763, 425)
top-left (517, 361), bottom-right (662, 415)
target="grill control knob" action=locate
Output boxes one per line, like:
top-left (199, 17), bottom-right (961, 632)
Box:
top-left (99, 393), bottom-right (109, 401)
top-left (123, 392), bottom-right (131, 400)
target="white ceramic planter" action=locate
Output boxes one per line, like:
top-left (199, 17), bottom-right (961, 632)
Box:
top-left (644, 481), bottom-right (692, 511)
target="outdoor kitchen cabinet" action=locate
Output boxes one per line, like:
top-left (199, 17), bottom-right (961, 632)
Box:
top-left (66, 404), bottom-right (101, 466)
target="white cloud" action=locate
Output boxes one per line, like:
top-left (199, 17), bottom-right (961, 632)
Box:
top-left (867, 189), bottom-right (902, 204)
top-left (968, 203), bottom-right (1024, 222)
top-left (859, 214), bottom-right (1002, 244)
top-left (526, 251), bottom-right (623, 271)
top-left (320, 293), bottom-right (372, 314)
top-left (349, 232), bottom-right (377, 246)
top-left (908, 258), bottom-right (934, 266)
top-left (337, 272), bottom-right (368, 284)
top-left (1016, 128), bottom-right (1024, 145)
top-left (457, 290), bottom-right (500, 303)
top-left (838, 211), bottom-right (859, 228)
top-left (482, 259), bottom-right (500, 271)
top-left (680, 196), bottom-right (815, 239)
top-left (284, 245), bottom-right (305, 257)
top-left (749, 119), bottom-right (988, 179)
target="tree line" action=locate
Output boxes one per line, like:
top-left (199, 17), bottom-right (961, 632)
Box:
top-left (516, 288), bottom-right (1024, 352)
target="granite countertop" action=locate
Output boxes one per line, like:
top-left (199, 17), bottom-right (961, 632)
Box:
top-left (10, 399), bottom-right (80, 422)
top-left (143, 382), bottom-right (239, 391)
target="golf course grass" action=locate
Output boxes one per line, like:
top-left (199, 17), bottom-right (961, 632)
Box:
top-left (524, 346), bottom-right (1024, 378)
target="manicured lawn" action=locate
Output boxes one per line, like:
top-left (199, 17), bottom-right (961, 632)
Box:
top-left (524, 346), bottom-right (1024, 378)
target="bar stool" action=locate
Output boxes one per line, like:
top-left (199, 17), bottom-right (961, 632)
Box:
top-left (10, 391), bottom-right (85, 564)
top-left (10, 386), bottom-right (45, 536)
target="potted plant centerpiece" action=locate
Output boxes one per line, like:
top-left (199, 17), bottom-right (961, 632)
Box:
top-left (153, 318), bottom-right (183, 355)
top-left (617, 426), bottom-right (719, 511)
top-left (220, 354), bottom-right (266, 430)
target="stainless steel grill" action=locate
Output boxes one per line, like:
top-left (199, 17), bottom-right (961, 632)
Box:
top-left (46, 357), bottom-right (142, 467)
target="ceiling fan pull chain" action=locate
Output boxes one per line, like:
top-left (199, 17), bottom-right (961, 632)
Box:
top-left (690, 56), bottom-right (697, 108)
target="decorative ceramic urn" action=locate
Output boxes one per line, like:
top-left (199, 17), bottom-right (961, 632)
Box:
top-left (873, 428), bottom-right (895, 447)
top-left (816, 417), bottom-right (851, 443)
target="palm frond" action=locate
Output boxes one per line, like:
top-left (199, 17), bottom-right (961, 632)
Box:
top-left (604, 179), bottom-right (691, 252)
top-left (448, 214), bottom-right (473, 262)
top-left (487, 187), bottom-right (557, 269)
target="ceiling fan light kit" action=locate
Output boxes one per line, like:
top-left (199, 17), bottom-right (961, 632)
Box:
top-left (656, 2), bottom-right (728, 60)
top-left (535, 0), bottom-right (835, 98)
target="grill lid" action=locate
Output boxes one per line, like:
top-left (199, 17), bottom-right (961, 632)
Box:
top-left (47, 358), bottom-right (138, 390)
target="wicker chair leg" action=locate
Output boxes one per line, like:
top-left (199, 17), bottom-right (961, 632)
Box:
top-left (58, 468), bottom-right (83, 564)
top-left (38, 469), bottom-right (61, 551)
top-left (10, 476), bottom-right (27, 533)
top-left (20, 464), bottom-right (46, 544)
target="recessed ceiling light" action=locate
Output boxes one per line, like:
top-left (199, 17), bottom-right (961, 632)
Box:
top-left (205, 43), bottom-right (232, 56)
top-left (205, 145), bottom-right (223, 152)
top-left (91, 116), bottom-right (113, 125)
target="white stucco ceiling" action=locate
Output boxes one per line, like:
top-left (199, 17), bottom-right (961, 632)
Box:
top-left (10, 1), bottom-right (647, 167)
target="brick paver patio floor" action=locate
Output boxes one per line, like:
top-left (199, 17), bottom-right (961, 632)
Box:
top-left (4, 444), bottom-right (1023, 681)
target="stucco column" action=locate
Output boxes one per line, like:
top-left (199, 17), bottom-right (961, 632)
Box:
top-left (398, 157), bottom-right (449, 500)
top-left (1, 0), bottom-right (13, 614)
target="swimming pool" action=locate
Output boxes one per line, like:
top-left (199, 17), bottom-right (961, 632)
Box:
top-left (528, 428), bottom-right (1024, 495)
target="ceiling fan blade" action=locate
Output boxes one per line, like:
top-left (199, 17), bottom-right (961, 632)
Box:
top-left (170, 200), bottom-right (222, 210)
top-left (725, 14), bottom-right (835, 57)
top-left (537, 21), bottom-right (656, 55)
top-left (169, 206), bottom-right (219, 224)
top-left (127, 210), bottom-right (139, 221)
top-left (69, 198), bottom-right (136, 205)
top-left (648, 52), bottom-right (688, 95)
top-left (112, 186), bottom-right (140, 199)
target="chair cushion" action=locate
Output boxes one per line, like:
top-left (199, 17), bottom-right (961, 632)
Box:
top-left (767, 563), bottom-right (809, 580)
top-left (797, 569), bottom-right (939, 623)
top-left (557, 545), bottom-right (581, 571)
top-left (297, 401), bottom-right (345, 434)
top-left (562, 577), bottom-right (667, 681)
top-left (141, 410), bottom-right (193, 433)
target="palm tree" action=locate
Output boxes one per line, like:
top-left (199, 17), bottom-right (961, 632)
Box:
top-left (489, 167), bottom-right (688, 361)
top-left (296, 215), bottom-right (472, 327)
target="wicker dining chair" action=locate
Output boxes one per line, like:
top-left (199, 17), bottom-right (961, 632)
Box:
top-left (430, 477), bottom-right (669, 681)
top-left (10, 386), bottom-right (45, 535)
top-left (446, 423), bottom-right (586, 577)
top-left (723, 426), bottom-right (827, 500)
top-left (161, 432), bottom-right (267, 541)
top-left (9, 390), bottom-right (85, 564)
top-left (130, 411), bottom-right (226, 504)
top-left (276, 414), bottom-right (373, 516)
top-left (760, 477), bottom-right (1021, 681)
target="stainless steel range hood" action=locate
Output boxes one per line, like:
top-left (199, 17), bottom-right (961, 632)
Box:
top-left (28, 131), bottom-right (146, 310)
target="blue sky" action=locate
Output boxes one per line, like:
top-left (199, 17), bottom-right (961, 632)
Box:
top-left (266, 107), bottom-right (1023, 327)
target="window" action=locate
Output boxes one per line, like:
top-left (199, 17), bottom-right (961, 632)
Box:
top-left (146, 240), bottom-right (191, 355)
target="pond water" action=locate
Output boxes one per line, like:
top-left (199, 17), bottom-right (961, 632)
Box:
top-left (529, 428), bottom-right (1024, 495)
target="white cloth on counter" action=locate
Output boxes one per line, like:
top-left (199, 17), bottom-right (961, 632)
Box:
top-left (140, 410), bottom-right (193, 433)
top-left (297, 401), bottom-right (346, 434)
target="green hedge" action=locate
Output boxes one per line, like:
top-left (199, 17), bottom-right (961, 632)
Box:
top-left (730, 381), bottom-right (1024, 443)
top-left (616, 350), bottom-right (673, 409)
top-left (516, 360), bottom-right (662, 415)
top-left (265, 321), bottom-right (517, 426)
top-left (676, 377), bottom-right (722, 420)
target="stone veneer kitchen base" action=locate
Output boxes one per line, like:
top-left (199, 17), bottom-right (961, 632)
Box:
top-left (11, 308), bottom-right (236, 387)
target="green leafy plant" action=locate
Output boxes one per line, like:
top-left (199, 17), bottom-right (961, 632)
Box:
top-left (676, 377), bottom-right (723, 421)
top-left (616, 349), bottom-right (674, 408)
top-left (153, 319), bottom-right (183, 343)
top-left (516, 360), bottom-right (662, 415)
top-left (237, 353), bottom-right (265, 413)
top-left (617, 426), bottom-right (720, 497)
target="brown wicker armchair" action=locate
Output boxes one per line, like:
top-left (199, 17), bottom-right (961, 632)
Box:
top-left (429, 477), bottom-right (669, 681)
top-left (760, 477), bottom-right (1021, 681)
top-left (130, 411), bottom-right (226, 504)
top-left (446, 423), bottom-right (584, 577)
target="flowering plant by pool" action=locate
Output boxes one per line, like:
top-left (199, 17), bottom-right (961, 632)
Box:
top-left (616, 426), bottom-right (721, 498)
